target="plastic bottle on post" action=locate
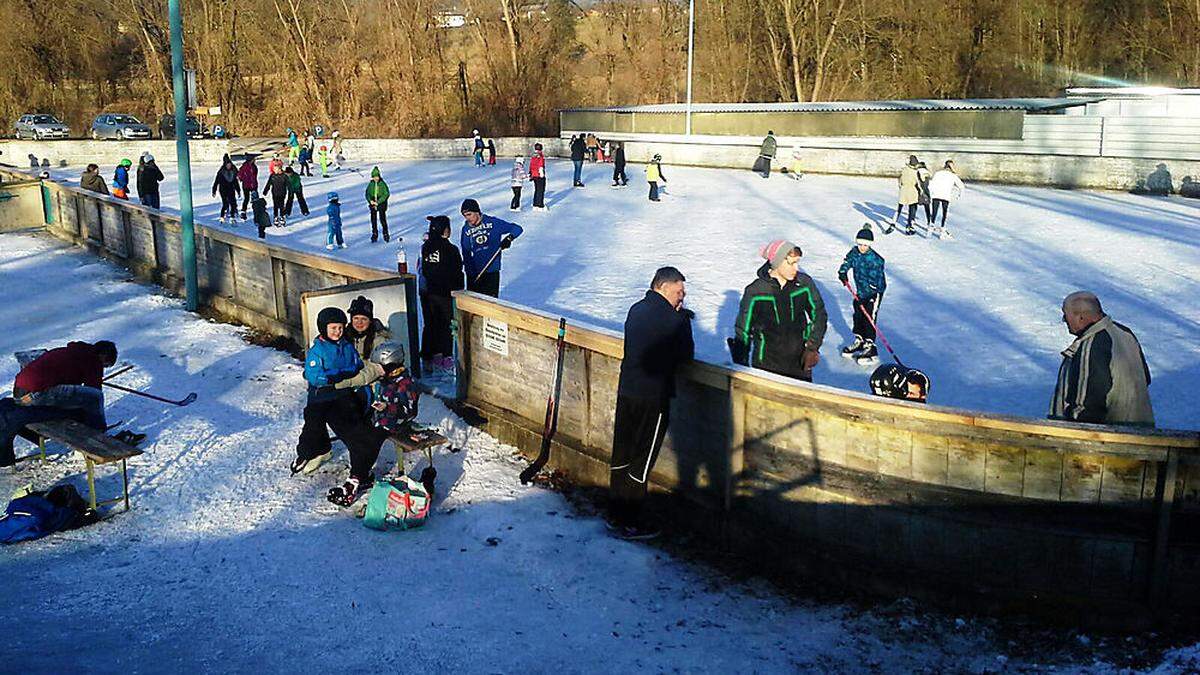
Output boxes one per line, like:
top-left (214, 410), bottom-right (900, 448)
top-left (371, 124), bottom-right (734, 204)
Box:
top-left (396, 237), bottom-right (407, 274)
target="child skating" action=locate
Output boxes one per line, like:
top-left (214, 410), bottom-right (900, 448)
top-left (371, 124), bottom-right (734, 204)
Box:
top-left (646, 153), bottom-right (666, 202)
top-left (837, 225), bottom-right (887, 365)
top-left (317, 145), bottom-right (330, 178)
top-left (325, 192), bottom-right (346, 250)
top-left (510, 156), bottom-right (527, 212)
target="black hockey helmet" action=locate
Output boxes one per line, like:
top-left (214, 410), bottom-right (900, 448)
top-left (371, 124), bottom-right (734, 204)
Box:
top-left (870, 364), bottom-right (929, 402)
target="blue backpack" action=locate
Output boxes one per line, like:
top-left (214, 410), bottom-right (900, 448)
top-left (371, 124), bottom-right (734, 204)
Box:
top-left (0, 484), bottom-right (93, 544)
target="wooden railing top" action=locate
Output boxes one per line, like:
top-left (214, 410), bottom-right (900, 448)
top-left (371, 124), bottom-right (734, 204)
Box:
top-left (454, 291), bottom-right (1200, 450)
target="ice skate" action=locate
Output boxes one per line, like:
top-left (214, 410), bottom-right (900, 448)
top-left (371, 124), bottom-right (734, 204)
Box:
top-left (327, 473), bottom-right (374, 507)
top-left (854, 341), bottom-right (879, 365)
top-left (841, 336), bottom-right (866, 358)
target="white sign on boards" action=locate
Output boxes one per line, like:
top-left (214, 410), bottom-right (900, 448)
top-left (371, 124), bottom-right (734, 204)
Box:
top-left (482, 318), bottom-right (509, 356)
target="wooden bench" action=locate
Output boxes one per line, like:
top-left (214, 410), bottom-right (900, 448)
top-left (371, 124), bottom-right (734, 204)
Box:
top-left (389, 426), bottom-right (450, 474)
top-left (24, 420), bottom-right (142, 512)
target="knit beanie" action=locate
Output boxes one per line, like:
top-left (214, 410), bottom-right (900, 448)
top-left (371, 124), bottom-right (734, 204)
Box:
top-left (427, 215), bottom-right (451, 235)
top-left (460, 198), bottom-right (481, 214)
top-left (327, 191), bottom-right (339, 203)
top-left (855, 225), bottom-right (874, 245)
top-left (370, 166), bottom-right (381, 179)
top-left (348, 295), bottom-right (373, 320)
top-left (760, 239), bottom-right (800, 270)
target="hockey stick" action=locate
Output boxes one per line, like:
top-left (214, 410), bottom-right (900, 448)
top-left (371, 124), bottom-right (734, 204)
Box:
top-left (103, 365), bottom-right (134, 381)
top-left (519, 317), bottom-right (568, 485)
top-left (102, 381), bottom-right (198, 407)
top-left (843, 281), bottom-right (904, 368)
top-left (472, 237), bottom-right (511, 285)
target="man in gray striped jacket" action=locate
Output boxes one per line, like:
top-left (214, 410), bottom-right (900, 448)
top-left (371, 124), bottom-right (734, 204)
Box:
top-left (1050, 291), bottom-right (1155, 427)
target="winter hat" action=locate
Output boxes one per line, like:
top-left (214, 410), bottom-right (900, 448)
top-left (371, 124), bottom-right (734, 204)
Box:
top-left (460, 198), bottom-right (481, 214)
top-left (348, 295), bottom-right (373, 320)
top-left (370, 166), bottom-right (381, 179)
top-left (514, 156), bottom-right (525, 164)
top-left (473, 129), bottom-right (479, 136)
top-left (327, 191), bottom-right (339, 203)
top-left (427, 215), bottom-right (451, 234)
top-left (320, 145), bottom-right (327, 151)
top-left (534, 143), bottom-right (543, 151)
top-left (118, 158), bottom-right (132, 167)
top-left (143, 153), bottom-right (154, 162)
top-left (855, 225), bottom-right (874, 245)
top-left (316, 306), bottom-right (348, 339)
top-left (760, 239), bottom-right (801, 270)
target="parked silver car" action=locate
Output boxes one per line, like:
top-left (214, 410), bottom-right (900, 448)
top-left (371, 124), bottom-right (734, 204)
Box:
top-left (90, 113), bottom-right (152, 140)
top-left (14, 114), bottom-right (70, 139)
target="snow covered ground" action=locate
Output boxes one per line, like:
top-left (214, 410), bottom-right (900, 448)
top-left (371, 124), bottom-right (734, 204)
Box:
top-left (48, 157), bottom-right (1199, 430)
top-left (3, 232), bottom-right (1197, 672)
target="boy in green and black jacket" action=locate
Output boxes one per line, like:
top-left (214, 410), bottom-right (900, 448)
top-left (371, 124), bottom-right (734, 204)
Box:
top-left (729, 240), bottom-right (828, 382)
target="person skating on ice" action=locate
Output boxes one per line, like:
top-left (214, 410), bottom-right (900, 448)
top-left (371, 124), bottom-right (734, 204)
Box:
top-left (264, 162), bottom-right (290, 227)
top-left (510, 156), bottom-right (528, 211)
top-left (460, 198), bottom-right (523, 298)
top-left (928, 160), bottom-right (965, 238)
top-left (894, 155), bottom-right (920, 234)
top-left (365, 166), bottom-right (391, 243)
top-left (284, 166), bottom-right (310, 219)
top-left (325, 192), bottom-right (345, 250)
top-left (237, 154), bottom-right (259, 220)
top-left (838, 225), bottom-right (887, 365)
top-left (611, 142), bottom-right (628, 187)
top-left (212, 154), bottom-right (241, 224)
top-left (419, 216), bottom-right (464, 371)
top-left (529, 143), bottom-right (548, 211)
top-left (646, 153), bottom-right (666, 202)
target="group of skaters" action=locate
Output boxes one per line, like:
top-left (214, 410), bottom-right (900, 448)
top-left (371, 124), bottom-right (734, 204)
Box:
top-left (893, 154), bottom-right (965, 237)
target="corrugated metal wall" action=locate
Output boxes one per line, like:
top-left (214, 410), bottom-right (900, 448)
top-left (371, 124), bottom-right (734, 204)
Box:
top-left (561, 113), bottom-right (1200, 161)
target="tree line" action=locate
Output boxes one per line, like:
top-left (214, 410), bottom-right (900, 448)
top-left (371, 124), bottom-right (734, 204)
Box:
top-left (2, 0), bottom-right (1196, 138)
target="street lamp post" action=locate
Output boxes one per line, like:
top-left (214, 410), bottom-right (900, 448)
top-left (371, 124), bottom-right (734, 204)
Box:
top-left (169, 0), bottom-right (199, 311)
top-left (685, 0), bottom-right (695, 135)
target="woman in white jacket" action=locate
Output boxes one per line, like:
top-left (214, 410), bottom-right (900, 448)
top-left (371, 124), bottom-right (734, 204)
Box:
top-left (928, 160), bottom-right (964, 238)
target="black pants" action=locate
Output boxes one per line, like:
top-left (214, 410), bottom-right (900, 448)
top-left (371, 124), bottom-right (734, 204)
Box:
top-left (648, 182), bottom-right (659, 201)
top-left (295, 392), bottom-right (377, 476)
top-left (370, 202), bottom-right (389, 240)
top-left (532, 177), bottom-right (546, 208)
top-left (468, 271), bottom-right (500, 297)
top-left (420, 292), bottom-right (454, 360)
top-left (613, 165), bottom-right (627, 185)
top-left (895, 203), bottom-right (917, 227)
top-left (241, 189), bottom-right (255, 215)
top-left (931, 198), bottom-right (950, 227)
top-left (271, 192), bottom-right (286, 219)
top-left (143, 192), bottom-right (160, 209)
top-left (753, 156), bottom-right (771, 177)
top-left (852, 293), bottom-right (881, 342)
top-left (219, 189), bottom-right (238, 218)
top-left (920, 199), bottom-right (932, 224)
top-left (285, 189), bottom-right (309, 216)
top-left (608, 395), bottom-right (669, 527)
top-left (510, 186), bottom-right (522, 210)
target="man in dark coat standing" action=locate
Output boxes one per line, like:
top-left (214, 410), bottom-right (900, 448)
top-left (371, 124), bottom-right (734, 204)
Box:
top-left (608, 266), bottom-right (694, 539)
top-left (753, 130), bottom-right (777, 178)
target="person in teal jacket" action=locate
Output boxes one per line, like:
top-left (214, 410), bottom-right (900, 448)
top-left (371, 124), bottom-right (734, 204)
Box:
top-left (292, 307), bottom-right (373, 477)
top-left (838, 225), bottom-right (887, 363)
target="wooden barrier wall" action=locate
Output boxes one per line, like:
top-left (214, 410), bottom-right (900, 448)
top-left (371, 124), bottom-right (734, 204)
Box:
top-left (12, 167), bottom-right (395, 343)
top-left (453, 292), bottom-right (1200, 626)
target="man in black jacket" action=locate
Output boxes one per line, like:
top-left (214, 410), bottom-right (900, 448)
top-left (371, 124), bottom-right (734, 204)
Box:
top-left (570, 134), bottom-right (586, 187)
top-left (420, 215), bottom-right (465, 368)
top-left (611, 142), bottom-right (628, 187)
top-left (730, 239), bottom-right (828, 382)
top-left (136, 153), bottom-right (164, 209)
top-left (608, 266), bottom-right (694, 539)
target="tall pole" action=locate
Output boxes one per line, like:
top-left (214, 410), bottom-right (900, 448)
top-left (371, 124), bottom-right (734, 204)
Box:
top-left (169, 0), bottom-right (199, 311)
top-left (685, 0), bottom-right (696, 135)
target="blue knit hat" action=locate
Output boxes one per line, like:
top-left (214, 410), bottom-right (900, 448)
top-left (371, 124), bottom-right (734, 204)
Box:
top-left (327, 191), bottom-right (339, 202)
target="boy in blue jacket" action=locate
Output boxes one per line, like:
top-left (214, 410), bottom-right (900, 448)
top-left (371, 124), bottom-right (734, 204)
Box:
top-left (460, 198), bottom-right (523, 298)
top-left (838, 225), bottom-right (887, 364)
top-left (325, 192), bottom-right (345, 250)
top-left (293, 308), bottom-right (375, 488)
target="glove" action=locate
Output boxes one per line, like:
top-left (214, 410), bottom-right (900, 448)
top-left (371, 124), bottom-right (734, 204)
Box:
top-left (727, 338), bottom-right (749, 366)
top-left (838, 273), bottom-right (848, 284)
top-left (802, 350), bottom-right (820, 371)
top-left (500, 235), bottom-right (513, 250)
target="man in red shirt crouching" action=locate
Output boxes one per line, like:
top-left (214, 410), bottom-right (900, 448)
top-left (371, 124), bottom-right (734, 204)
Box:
top-left (12, 341), bottom-right (118, 431)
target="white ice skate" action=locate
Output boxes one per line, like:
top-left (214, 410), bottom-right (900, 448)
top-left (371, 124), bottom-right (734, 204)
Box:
top-left (853, 341), bottom-right (879, 366)
top-left (325, 244), bottom-right (336, 250)
top-left (301, 451), bottom-right (332, 475)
